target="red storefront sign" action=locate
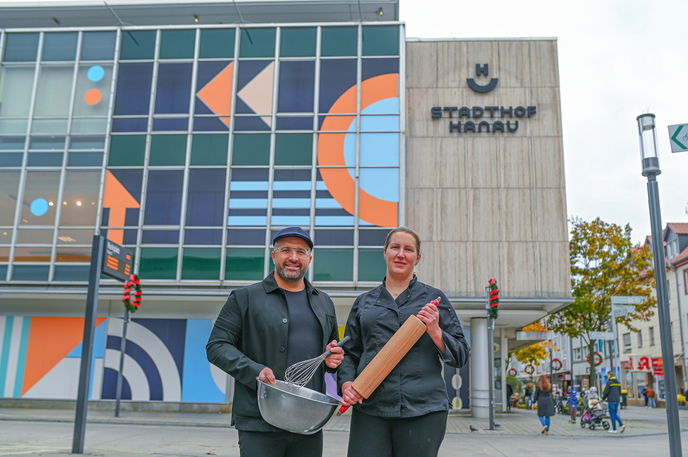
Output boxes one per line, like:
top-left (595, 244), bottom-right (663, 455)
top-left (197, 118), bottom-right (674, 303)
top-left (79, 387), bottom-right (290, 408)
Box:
top-left (637, 356), bottom-right (651, 370)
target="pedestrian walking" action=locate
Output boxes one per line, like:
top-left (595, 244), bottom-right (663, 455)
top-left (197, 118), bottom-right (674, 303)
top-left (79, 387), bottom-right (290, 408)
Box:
top-left (602, 375), bottom-right (625, 434)
top-left (339, 227), bottom-right (470, 457)
top-left (506, 383), bottom-right (514, 411)
top-left (525, 384), bottom-right (533, 409)
top-left (567, 386), bottom-right (578, 423)
top-left (642, 386), bottom-right (648, 407)
top-left (206, 227), bottom-right (344, 457)
top-left (646, 386), bottom-right (657, 408)
top-left (620, 388), bottom-right (628, 409)
top-left (533, 375), bottom-right (555, 434)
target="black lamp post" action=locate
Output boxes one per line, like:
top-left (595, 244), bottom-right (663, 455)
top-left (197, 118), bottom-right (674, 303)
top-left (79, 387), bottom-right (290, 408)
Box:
top-left (637, 113), bottom-right (682, 457)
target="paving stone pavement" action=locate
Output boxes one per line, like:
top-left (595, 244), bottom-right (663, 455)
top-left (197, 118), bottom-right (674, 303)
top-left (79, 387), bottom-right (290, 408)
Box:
top-left (0, 404), bottom-right (684, 436)
top-left (1, 405), bottom-right (688, 456)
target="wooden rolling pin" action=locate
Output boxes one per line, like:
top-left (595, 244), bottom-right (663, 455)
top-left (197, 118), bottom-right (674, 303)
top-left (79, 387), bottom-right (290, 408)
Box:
top-left (338, 297), bottom-right (440, 414)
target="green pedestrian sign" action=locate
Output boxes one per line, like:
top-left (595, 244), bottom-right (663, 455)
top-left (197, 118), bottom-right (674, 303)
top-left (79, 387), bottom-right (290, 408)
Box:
top-left (668, 123), bottom-right (688, 153)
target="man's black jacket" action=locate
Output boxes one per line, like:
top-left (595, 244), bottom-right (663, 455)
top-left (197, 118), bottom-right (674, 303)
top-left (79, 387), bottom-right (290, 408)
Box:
top-left (207, 273), bottom-right (339, 431)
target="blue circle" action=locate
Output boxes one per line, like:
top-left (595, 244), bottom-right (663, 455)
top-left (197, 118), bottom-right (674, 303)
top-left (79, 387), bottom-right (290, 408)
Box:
top-left (30, 198), bottom-right (49, 216)
top-left (87, 65), bottom-right (105, 82)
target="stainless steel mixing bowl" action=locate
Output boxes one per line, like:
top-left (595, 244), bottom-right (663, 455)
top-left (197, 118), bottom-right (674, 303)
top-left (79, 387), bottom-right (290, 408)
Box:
top-left (257, 379), bottom-right (339, 435)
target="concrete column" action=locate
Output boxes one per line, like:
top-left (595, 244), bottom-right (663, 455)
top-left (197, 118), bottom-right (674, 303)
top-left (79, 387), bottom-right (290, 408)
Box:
top-left (471, 317), bottom-right (489, 418)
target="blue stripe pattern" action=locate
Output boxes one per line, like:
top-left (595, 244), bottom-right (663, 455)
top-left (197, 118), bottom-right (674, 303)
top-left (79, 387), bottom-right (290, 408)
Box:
top-left (0, 316), bottom-right (13, 395)
top-left (13, 318), bottom-right (31, 397)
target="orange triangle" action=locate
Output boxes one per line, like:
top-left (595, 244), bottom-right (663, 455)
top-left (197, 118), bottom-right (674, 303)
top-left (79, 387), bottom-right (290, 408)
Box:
top-left (196, 62), bottom-right (234, 127)
top-left (22, 317), bottom-right (106, 395)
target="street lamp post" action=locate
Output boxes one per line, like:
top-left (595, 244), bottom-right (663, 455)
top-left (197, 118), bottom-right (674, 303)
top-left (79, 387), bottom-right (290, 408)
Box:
top-left (637, 113), bottom-right (682, 457)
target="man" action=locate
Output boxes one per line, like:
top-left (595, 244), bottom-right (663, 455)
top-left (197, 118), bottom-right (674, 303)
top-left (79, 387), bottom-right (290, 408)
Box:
top-left (207, 227), bottom-right (344, 457)
top-left (567, 386), bottom-right (578, 423)
top-left (602, 375), bottom-right (625, 433)
top-left (646, 385), bottom-right (657, 408)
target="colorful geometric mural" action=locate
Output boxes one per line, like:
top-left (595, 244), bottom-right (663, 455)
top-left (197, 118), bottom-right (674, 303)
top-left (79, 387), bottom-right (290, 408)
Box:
top-left (0, 316), bottom-right (227, 403)
top-left (317, 73), bottom-right (400, 227)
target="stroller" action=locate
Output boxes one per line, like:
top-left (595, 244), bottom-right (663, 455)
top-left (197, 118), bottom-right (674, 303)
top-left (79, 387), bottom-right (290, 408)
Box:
top-left (580, 400), bottom-right (610, 430)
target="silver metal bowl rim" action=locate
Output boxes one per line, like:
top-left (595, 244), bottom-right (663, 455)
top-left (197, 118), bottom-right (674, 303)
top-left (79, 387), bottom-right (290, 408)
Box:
top-left (257, 379), bottom-right (340, 406)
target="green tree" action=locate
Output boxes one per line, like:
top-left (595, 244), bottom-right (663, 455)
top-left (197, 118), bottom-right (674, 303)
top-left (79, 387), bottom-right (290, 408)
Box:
top-left (549, 217), bottom-right (656, 388)
top-left (513, 341), bottom-right (549, 382)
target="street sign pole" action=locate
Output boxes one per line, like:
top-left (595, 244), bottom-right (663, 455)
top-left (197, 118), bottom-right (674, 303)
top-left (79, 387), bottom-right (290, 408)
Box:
top-left (114, 307), bottom-right (131, 418)
top-left (485, 286), bottom-right (495, 430)
top-left (646, 177), bottom-right (682, 457)
top-left (72, 234), bottom-right (105, 454)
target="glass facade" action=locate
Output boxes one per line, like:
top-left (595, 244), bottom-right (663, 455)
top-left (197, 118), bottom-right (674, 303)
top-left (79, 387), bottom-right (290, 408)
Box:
top-left (0, 24), bottom-right (402, 284)
top-left (0, 24), bottom-right (404, 285)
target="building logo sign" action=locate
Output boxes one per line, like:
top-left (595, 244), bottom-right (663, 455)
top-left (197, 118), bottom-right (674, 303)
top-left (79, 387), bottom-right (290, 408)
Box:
top-left (466, 63), bottom-right (498, 93)
top-left (430, 63), bottom-right (538, 134)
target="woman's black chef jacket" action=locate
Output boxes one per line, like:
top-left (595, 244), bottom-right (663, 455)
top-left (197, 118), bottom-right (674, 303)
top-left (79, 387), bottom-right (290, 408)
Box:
top-left (337, 277), bottom-right (470, 418)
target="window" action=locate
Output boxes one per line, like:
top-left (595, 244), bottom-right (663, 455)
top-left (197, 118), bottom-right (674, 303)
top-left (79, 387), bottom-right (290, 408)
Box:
top-left (573, 348), bottom-right (582, 361)
top-left (649, 327), bottom-right (656, 346)
top-left (638, 330), bottom-right (644, 348)
top-left (623, 332), bottom-right (632, 353)
top-left (684, 269), bottom-right (688, 295)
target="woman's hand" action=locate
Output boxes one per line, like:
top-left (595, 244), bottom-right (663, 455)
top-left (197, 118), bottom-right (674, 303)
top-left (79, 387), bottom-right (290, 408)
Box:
top-left (341, 381), bottom-right (363, 406)
top-left (324, 339), bottom-right (345, 369)
top-left (417, 301), bottom-right (445, 352)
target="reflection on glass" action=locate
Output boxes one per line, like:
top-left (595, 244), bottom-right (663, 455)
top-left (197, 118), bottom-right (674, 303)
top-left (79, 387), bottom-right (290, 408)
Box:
top-left (55, 246), bottom-right (91, 262)
top-left (0, 67), bottom-right (35, 117)
top-left (16, 229), bottom-right (53, 244)
top-left (60, 171), bottom-right (100, 226)
top-left (34, 66), bottom-right (74, 117)
top-left (3, 33), bottom-right (39, 62)
top-left (71, 118), bottom-right (108, 134)
top-left (81, 32), bottom-right (116, 60)
top-left (20, 171), bottom-right (60, 226)
top-left (13, 246), bottom-right (52, 262)
top-left (57, 228), bottom-right (95, 244)
top-left (0, 230), bottom-right (13, 246)
top-left (0, 171), bottom-right (21, 225)
top-left (31, 119), bottom-right (69, 134)
top-left (0, 120), bottom-right (28, 135)
top-left (42, 32), bottom-right (78, 61)
top-left (11, 265), bottom-right (49, 281)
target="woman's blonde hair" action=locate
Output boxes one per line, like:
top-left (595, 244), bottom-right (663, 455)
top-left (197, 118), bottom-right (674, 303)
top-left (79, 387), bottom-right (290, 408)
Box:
top-left (537, 375), bottom-right (551, 392)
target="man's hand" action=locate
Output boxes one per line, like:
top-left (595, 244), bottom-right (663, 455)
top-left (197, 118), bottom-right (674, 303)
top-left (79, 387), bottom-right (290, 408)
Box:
top-left (341, 381), bottom-right (363, 406)
top-left (324, 339), bottom-right (344, 369)
top-left (257, 367), bottom-right (276, 384)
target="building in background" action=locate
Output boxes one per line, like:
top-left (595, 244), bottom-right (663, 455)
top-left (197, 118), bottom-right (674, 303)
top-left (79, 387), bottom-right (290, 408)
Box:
top-left (616, 223), bottom-right (688, 406)
top-left (0, 0), bottom-right (571, 417)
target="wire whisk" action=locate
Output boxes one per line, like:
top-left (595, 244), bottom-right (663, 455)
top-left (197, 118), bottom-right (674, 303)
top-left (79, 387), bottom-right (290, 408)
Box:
top-left (284, 336), bottom-right (350, 386)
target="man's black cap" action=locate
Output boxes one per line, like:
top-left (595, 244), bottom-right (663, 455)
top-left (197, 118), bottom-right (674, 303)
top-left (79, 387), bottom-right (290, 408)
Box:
top-left (272, 226), bottom-right (313, 249)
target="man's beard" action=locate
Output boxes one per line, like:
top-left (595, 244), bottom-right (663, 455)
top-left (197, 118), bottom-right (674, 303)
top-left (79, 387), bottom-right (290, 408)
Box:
top-left (275, 261), bottom-right (306, 281)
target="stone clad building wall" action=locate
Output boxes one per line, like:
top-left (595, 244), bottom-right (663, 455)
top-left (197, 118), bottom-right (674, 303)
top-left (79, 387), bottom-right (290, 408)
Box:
top-left (405, 39), bottom-right (570, 302)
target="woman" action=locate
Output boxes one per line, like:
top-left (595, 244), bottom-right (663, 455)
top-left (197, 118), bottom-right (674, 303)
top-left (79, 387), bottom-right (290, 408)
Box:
top-left (533, 375), bottom-right (554, 434)
top-left (338, 227), bottom-right (470, 457)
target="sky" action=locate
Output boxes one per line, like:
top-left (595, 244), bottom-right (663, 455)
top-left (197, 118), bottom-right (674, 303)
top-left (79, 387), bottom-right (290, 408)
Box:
top-left (401, 0), bottom-right (688, 243)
